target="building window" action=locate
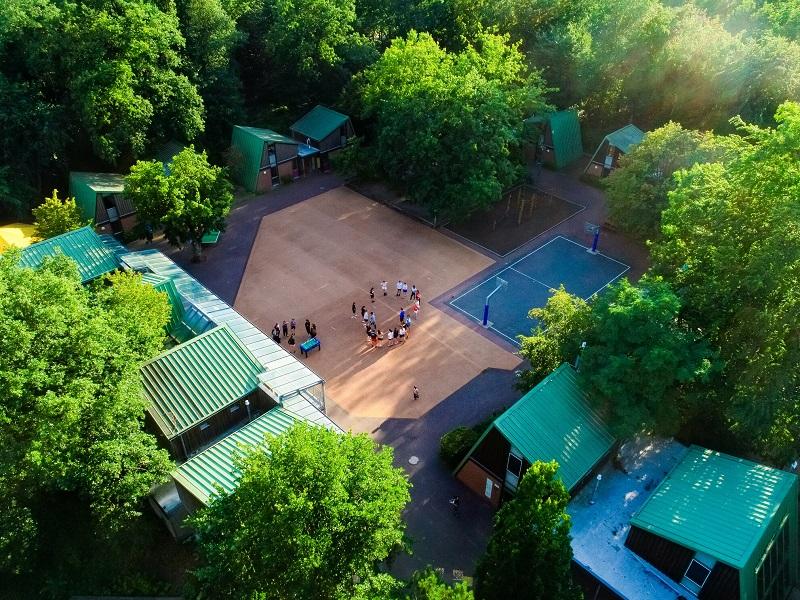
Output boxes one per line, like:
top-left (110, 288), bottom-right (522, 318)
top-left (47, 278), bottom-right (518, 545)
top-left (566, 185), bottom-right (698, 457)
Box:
top-left (681, 552), bottom-right (715, 595)
top-left (684, 559), bottom-right (711, 588)
top-left (507, 454), bottom-right (522, 478)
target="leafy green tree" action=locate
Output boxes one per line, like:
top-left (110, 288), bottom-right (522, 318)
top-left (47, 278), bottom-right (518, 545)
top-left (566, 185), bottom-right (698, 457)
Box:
top-left (605, 123), bottom-right (738, 240)
top-left (474, 461), bottom-right (580, 600)
top-left (355, 31), bottom-right (549, 223)
top-left (517, 285), bottom-right (591, 391)
top-left (407, 567), bottom-right (474, 599)
top-left (579, 277), bottom-right (713, 437)
top-left (176, 0), bottom-right (245, 157)
top-left (0, 256), bottom-right (172, 575)
top-left (125, 146), bottom-right (233, 260)
top-left (188, 423), bottom-right (411, 599)
top-left (31, 189), bottom-right (86, 239)
top-left (653, 102), bottom-right (800, 462)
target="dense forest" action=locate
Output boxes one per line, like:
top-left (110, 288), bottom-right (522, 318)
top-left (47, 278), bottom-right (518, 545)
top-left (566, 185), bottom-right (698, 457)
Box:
top-left (1, 0), bottom-right (799, 218)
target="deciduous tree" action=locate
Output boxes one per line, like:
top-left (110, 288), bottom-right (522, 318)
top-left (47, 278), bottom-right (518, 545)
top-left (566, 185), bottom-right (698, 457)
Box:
top-left (474, 461), bottom-right (580, 600)
top-left (32, 189), bottom-right (86, 239)
top-left (189, 423), bottom-right (411, 599)
top-left (0, 256), bottom-right (172, 576)
top-left (355, 31), bottom-right (549, 223)
top-left (125, 146), bottom-right (233, 260)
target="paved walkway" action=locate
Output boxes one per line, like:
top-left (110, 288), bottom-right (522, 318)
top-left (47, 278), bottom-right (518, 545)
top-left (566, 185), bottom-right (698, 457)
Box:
top-left (362, 367), bottom-right (521, 582)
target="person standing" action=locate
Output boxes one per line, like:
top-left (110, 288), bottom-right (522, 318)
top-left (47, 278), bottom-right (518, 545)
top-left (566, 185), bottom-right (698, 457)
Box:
top-left (410, 285), bottom-right (417, 301)
top-left (412, 301), bottom-right (419, 320)
top-left (398, 325), bottom-right (406, 342)
top-left (352, 302), bottom-right (357, 319)
top-left (405, 315), bottom-right (412, 330)
top-left (402, 281), bottom-right (408, 297)
top-left (393, 327), bottom-right (399, 343)
top-left (288, 333), bottom-right (296, 353)
top-left (310, 322), bottom-right (317, 338)
top-left (387, 328), bottom-right (394, 346)
top-left (282, 320), bottom-right (289, 338)
top-left (290, 318), bottom-right (297, 334)
top-left (362, 306), bottom-right (369, 326)
top-left (305, 319), bottom-right (311, 336)
top-left (399, 307), bottom-right (405, 324)
top-left (370, 287), bottom-right (375, 303)
top-left (396, 280), bottom-right (402, 296)
top-left (413, 385), bottom-right (420, 401)
top-left (369, 311), bottom-right (376, 327)
top-left (381, 280), bottom-right (388, 296)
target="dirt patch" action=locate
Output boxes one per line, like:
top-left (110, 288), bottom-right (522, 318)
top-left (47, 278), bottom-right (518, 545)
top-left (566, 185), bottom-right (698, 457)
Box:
top-left (447, 186), bottom-right (585, 256)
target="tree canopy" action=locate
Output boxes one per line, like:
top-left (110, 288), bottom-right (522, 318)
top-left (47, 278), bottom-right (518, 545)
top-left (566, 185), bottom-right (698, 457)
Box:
top-left (188, 423), bottom-right (411, 599)
top-left (604, 122), bottom-right (738, 240)
top-left (353, 31), bottom-right (549, 223)
top-left (0, 255), bottom-right (172, 576)
top-left (473, 460), bottom-right (580, 600)
top-left (31, 189), bottom-right (85, 239)
top-left (652, 101), bottom-right (800, 462)
top-left (125, 146), bottom-right (233, 259)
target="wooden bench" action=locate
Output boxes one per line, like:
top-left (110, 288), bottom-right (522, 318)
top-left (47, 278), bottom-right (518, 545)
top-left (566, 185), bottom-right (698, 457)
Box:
top-left (299, 337), bottom-right (320, 357)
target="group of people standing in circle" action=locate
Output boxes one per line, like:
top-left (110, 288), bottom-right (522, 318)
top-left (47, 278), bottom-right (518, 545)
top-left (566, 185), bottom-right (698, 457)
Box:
top-left (352, 279), bottom-right (422, 349)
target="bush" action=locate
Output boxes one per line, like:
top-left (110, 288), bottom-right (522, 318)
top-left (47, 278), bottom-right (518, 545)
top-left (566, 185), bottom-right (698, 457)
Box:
top-left (440, 427), bottom-right (479, 469)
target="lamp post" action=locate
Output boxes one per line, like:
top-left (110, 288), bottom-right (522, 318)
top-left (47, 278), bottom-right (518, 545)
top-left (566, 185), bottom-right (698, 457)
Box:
top-left (245, 398), bottom-right (251, 421)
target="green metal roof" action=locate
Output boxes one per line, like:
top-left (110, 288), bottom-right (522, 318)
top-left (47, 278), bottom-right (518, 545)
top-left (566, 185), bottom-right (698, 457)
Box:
top-left (605, 124), bottom-right (645, 154)
top-left (18, 226), bottom-right (119, 283)
top-left (69, 171), bottom-right (125, 194)
top-left (631, 445), bottom-right (798, 569)
top-left (459, 363), bottom-right (614, 491)
top-left (290, 105), bottom-right (349, 142)
top-left (140, 324), bottom-right (265, 439)
top-left (548, 110), bottom-right (583, 168)
top-left (172, 406), bottom-right (299, 504)
top-left (234, 126), bottom-right (297, 146)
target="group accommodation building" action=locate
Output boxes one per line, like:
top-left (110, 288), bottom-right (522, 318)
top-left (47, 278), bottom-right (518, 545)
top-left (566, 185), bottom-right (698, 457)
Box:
top-left (68, 142), bottom-right (187, 235)
top-left (230, 105), bottom-right (353, 193)
top-left (14, 227), bottom-right (341, 536)
top-left (453, 362), bottom-right (800, 600)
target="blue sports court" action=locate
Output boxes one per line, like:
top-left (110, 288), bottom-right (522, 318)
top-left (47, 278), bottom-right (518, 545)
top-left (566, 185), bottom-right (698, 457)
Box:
top-left (449, 236), bottom-right (630, 345)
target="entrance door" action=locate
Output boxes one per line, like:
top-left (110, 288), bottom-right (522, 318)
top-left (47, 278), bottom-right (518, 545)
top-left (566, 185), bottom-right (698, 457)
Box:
top-left (505, 449), bottom-right (523, 492)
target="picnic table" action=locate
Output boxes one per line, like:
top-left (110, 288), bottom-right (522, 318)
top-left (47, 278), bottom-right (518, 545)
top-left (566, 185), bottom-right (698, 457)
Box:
top-left (300, 337), bottom-right (320, 357)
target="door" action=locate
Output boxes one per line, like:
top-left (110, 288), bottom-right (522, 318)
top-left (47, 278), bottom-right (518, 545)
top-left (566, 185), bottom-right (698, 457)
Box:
top-left (505, 449), bottom-right (523, 492)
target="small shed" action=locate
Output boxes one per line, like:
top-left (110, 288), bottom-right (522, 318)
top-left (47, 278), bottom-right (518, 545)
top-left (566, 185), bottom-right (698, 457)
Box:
top-left (69, 172), bottom-right (136, 233)
top-left (626, 446), bottom-right (799, 600)
top-left (524, 110), bottom-right (583, 169)
top-left (229, 126), bottom-right (301, 193)
top-left (584, 124), bottom-right (645, 178)
top-left (290, 105), bottom-right (353, 155)
top-left (454, 363), bottom-right (615, 507)
top-left (140, 323), bottom-right (275, 460)
top-left (18, 225), bottom-right (119, 283)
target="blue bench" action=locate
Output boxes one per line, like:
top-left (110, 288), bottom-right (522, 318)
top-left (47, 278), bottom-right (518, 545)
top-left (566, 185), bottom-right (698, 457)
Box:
top-left (300, 337), bottom-right (320, 357)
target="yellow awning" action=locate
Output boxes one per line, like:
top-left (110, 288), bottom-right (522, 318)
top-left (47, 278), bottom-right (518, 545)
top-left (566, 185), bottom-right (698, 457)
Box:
top-left (0, 223), bottom-right (37, 252)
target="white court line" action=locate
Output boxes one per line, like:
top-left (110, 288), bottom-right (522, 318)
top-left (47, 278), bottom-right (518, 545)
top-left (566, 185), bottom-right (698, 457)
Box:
top-left (508, 267), bottom-right (556, 291)
top-left (448, 301), bottom-right (523, 346)
top-left (448, 234), bottom-right (632, 344)
top-left (554, 235), bottom-right (632, 269)
top-left (584, 265), bottom-right (631, 299)
top-left (450, 235), bottom-right (571, 305)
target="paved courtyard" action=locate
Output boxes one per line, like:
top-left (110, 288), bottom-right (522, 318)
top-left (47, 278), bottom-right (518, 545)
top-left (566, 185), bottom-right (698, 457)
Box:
top-left (234, 186), bottom-right (522, 422)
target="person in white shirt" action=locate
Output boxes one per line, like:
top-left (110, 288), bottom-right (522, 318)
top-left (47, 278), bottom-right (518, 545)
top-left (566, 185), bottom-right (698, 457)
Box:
top-left (381, 280), bottom-right (388, 296)
top-left (396, 280), bottom-right (402, 296)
